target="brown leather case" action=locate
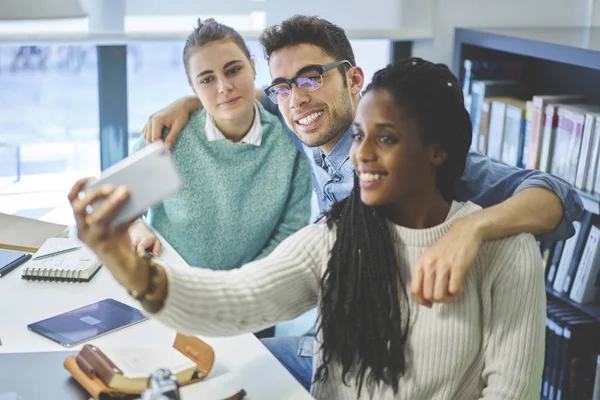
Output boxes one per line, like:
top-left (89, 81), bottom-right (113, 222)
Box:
top-left (64, 333), bottom-right (215, 400)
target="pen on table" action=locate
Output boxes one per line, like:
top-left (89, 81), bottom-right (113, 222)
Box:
top-left (32, 246), bottom-right (82, 260)
top-left (0, 254), bottom-right (32, 278)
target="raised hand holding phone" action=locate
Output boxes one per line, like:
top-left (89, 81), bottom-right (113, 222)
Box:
top-left (68, 141), bottom-right (181, 297)
top-left (84, 141), bottom-right (182, 228)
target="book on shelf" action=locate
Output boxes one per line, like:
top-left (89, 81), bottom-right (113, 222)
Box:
top-left (566, 108), bottom-right (586, 185)
top-left (520, 100), bottom-right (534, 168)
top-left (486, 99), bottom-right (508, 160)
top-left (541, 216), bottom-right (600, 305)
top-left (477, 98), bottom-right (492, 154)
top-left (555, 316), bottom-right (587, 400)
top-left (570, 224), bottom-right (600, 304)
top-left (542, 302), bottom-right (561, 398)
top-left (585, 116), bottom-right (600, 194)
top-left (595, 255), bottom-right (600, 290)
top-left (552, 106), bottom-right (576, 180)
top-left (541, 241), bottom-right (556, 278)
top-left (539, 103), bottom-right (563, 173)
top-left (539, 103), bottom-right (600, 178)
top-left (461, 59), bottom-right (523, 99)
top-left (575, 112), bottom-right (600, 191)
top-left (545, 316), bottom-right (561, 399)
top-left (469, 80), bottom-right (520, 152)
top-left (547, 240), bottom-right (565, 286)
top-left (545, 310), bottom-right (586, 399)
top-left (462, 58), bottom-right (523, 152)
top-left (592, 116), bottom-right (600, 195)
top-left (484, 97), bottom-right (525, 162)
top-left (553, 221), bottom-right (582, 293)
top-left (557, 318), bottom-right (600, 400)
top-left (525, 95), bottom-right (586, 171)
top-left (501, 98), bottom-right (527, 167)
top-left (479, 92), bottom-right (600, 192)
top-left (563, 212), bottom-right (597, 296)
top-left (542, 303), bottom-right (600, 400)
top-left (563, 105), bottom-right (600, 185)
top-left (542, 302), bottom-right (569, 399)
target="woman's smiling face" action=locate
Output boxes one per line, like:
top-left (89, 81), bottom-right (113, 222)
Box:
top-left (350, 89), bottom-right (441, 207)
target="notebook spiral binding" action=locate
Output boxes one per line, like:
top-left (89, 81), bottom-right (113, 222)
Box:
top-left (22, 266), bottom-right (84, 282)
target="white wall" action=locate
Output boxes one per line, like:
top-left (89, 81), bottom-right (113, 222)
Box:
top-left (265, 0), bottom-right (401, 32)
top-left (0, 0), bottom-right (86, 20)
top-left (3, 0), bottom-right (598, 67)
top-left (593, 0), bottom-right (600, 25)
top-left (119, 0), bottom-right (599, 65)
top-left (413, 0), bottom-right (595, 66)
top-left (122, 0), bottom-right (432, 38)
top-left (82, 0), bottom-right (124, 33)
top-left (124, 0), bottom-right (404, 30)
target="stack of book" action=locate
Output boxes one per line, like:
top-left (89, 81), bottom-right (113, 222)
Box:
top-left (542, 298), bottom-right (600, 400)
top-left (541, 211), bottom-right (600, 306)
top-left (464, 58), bottom-right (600, 194)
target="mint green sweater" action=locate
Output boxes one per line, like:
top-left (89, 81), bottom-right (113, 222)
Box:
top-left (134, 102), bottom-right (312, 270)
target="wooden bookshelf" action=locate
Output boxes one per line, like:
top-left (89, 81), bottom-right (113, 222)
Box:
top-left (453, 27), bottom-right (600, 322)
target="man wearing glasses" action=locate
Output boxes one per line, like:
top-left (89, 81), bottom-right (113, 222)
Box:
top-left (263, 58), bottom-right (355, 210)
top-left (141, 15), bottom-right (583, 391)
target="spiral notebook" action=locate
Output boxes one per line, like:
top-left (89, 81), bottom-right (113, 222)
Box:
top-left (21, 238), bottom-right (102, 282)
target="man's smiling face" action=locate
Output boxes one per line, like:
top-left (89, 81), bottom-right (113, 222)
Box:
top-left (268, 43), bottom-right (355, 153)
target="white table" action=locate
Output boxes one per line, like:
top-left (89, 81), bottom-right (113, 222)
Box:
top-left (0, 220), bottom-right (313, 399)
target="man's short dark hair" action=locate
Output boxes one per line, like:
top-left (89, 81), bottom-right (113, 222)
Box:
top-left (259, 15), bottom-right (356, 68)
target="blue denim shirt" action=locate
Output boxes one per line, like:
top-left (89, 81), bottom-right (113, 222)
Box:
top-left (261, 94), bottom-right (584, 242)
top-left (455, 151), bottom-right (584, 241)
top-left (304, 129), bottom-right (355, 211)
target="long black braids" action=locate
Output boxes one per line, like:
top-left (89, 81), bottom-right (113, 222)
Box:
top-left (316, 175), bottom-right (408, 395)
top-left (315, 58), bottom-right (472, 396)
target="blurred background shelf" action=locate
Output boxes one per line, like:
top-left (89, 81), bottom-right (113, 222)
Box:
top-left (546, 285), bottom-right (600, 321)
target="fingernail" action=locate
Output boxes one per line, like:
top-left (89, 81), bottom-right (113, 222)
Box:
top-left (165, 142), bottom-right (172, 151)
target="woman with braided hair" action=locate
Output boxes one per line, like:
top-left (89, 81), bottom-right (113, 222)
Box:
top-left (69, 58), bottom-right (545, 399)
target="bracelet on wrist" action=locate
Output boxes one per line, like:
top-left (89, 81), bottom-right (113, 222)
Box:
top-left (128, 249), bottom-right (165, 313)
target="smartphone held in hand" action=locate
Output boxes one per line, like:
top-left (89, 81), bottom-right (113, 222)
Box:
top-left (85, 142), bottom-right (182, 227)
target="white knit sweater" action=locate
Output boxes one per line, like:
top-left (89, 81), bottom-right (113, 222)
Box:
top-left (152, 201), bottom-right (546, 399)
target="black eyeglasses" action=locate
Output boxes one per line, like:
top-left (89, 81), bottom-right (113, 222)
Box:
top-left (264, 60), bottom-right (353, 104)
